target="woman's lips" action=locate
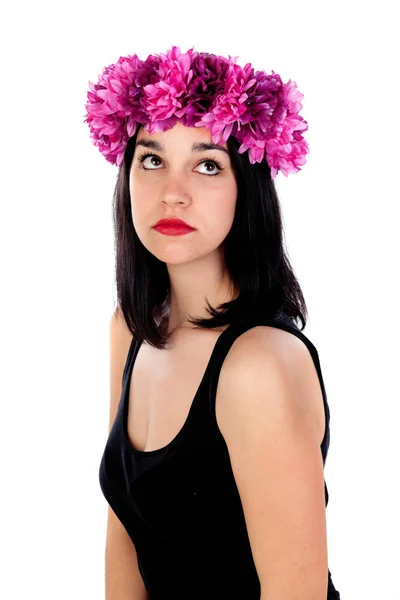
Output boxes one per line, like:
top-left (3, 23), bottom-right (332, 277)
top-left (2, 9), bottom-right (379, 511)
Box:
top-left (153, 224), bottom-right (195, 236)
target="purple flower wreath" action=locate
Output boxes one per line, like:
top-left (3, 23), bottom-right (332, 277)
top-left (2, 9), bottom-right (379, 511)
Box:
top-left (84, 45), bottom-right (309, 179)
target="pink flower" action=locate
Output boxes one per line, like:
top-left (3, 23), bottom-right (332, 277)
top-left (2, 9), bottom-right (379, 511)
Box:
top-left (235, 76), bottom-right (309, 176)
top-left (84, 53), bottom-right (162, 165)
top-left (196, 60), bottom-right (254, 144)
top-left (143, 46), bottom-right (194, 132)
top-left (180, 52), bottom-right (231, 126)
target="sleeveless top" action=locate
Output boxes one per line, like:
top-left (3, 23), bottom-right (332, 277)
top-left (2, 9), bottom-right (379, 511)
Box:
top-left (99, 313), bottom-right (341, 599)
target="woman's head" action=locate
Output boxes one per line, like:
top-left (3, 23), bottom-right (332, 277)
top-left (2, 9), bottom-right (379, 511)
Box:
top-left (113, 122), bottom-right (307, 349)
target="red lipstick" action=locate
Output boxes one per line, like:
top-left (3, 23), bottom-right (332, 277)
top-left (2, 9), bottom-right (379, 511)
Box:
top-left (153, 218), bottom-right (196, 236)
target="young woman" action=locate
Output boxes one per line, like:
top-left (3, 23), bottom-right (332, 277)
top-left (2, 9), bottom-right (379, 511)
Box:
top-left (85, 45), bottom-right (341, 599)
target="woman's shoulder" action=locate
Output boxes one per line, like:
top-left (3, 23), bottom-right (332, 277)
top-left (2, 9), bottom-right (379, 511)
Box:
top-left (223, 321), bottom-right (309, 376)
top-left (110, 306), bottom-right (135, 367)
top-left (217, 316), bottom-right (326, 445)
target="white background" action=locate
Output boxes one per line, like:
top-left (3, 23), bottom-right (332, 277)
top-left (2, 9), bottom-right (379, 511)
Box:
top-left (1, 1), bottom-right (399, 598)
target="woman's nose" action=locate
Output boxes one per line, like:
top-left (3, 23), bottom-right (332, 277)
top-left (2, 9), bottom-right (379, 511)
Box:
top-left (160, 178), bottom-right (191, 206)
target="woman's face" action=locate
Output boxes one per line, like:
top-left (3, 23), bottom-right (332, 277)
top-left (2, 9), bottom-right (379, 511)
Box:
top-left (129, 121), bottom-right (238, 266)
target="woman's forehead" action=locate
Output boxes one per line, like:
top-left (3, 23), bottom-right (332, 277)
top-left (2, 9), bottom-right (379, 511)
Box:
top-left (136, 121), bottom-right (228, 150)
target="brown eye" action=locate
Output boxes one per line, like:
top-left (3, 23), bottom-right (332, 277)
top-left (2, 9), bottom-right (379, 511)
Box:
top-left (199, 161), bottom-right (219, 175)
top-left (137, 153), bottom-right (162, 169)
top-left (196, 157), bottom-right (224, 177)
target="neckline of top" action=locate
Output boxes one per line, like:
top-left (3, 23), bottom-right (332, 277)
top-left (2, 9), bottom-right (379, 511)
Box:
top-left (121, 321), bottom-right (237, 457)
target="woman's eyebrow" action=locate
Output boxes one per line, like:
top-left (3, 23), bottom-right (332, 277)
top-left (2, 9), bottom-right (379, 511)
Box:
top-left (135, 139), bottom-right (229, 155)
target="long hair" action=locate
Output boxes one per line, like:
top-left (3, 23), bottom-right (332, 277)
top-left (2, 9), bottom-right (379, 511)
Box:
top-left (112, 127), bottom-right (308, 349)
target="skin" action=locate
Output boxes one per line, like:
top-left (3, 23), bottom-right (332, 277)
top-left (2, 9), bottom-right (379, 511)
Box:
top-left (129, 121), bottom-right (239, 334)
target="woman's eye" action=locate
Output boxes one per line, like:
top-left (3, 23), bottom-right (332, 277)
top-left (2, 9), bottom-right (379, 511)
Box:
top-left (140, 154), bottom-right (162, 169)
top-left (197, 161), bottom-right (221, 175)
top-left (137, 153), bottom-right (223, 176)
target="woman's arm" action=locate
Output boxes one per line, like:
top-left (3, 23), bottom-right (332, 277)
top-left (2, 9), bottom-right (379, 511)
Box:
top-left (216, 326), bottom-right (328, 600)
top-left (105, 309), bottom-right (149, 600)
top-left (105, 507), bottom-right (148, 600)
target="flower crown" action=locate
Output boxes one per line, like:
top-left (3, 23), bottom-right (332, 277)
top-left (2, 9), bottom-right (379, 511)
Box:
top-left (84, 45), bottom-right (309, 179)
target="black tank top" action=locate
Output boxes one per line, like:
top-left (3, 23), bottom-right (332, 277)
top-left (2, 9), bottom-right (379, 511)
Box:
top-left (99, 313), bottom-right (341, 599)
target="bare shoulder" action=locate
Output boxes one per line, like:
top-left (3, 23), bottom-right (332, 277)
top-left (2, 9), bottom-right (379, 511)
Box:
top-left (110, 305), bottom-right (134, 341)
top-left (217, 324), bottom-right (324, 443)
top-left (220, 324), bottom-right (314, 381)
top-left (109, 306), bottom-right (135, 371)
